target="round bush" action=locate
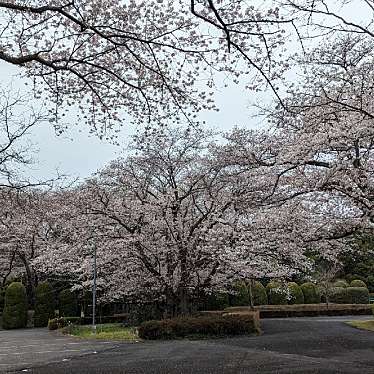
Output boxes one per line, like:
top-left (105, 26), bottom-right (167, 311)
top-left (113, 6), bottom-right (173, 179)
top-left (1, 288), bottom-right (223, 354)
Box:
top-left (34, 282), bottom-right (55, 327)
top-left (287, 282), bottom-right (304, 304)
top-left (328, 287), bottom-right (350, 304)
top-left (266, 281), bottom-right (287, 305)
top-left (58, 289), bottom-right (78, 317)
top-left (301, 282), bottom-right (320, 304)
top-left (347, 287), bottom-right (369, 304)
top-left (230, 281), bottom-right (250, 306)
top-left (333, 280), bottom-right (349, 288)
top-left (350, 279), bottom-right (367, 288)
top-left (251, 281), bottom-right (268, 306)
top-left (2, 282), bottom-right (28, 329)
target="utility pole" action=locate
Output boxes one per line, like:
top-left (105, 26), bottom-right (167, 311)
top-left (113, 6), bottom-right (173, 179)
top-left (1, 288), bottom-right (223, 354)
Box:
top-left (92, 238), bottom-right (97, 334)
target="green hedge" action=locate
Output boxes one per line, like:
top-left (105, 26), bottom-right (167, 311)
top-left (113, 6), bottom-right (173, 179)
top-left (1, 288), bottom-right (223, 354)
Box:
top-left (350, 280), bottom-right (367, 288)
top-left (58, 289), bottom-right (79, 317)
top-left (252, 281), bottom-right (268, 306)
top-left (328, 287), bottom-right (350, 304)
top-left (2, 282), bottom-right (28, 329)
top-left (138, 314), bottom-right (260, 340)
top-left (334, 280), bottom-right (349, 288)
top-left (34, 282), bottom-right (55, 327)
top-left (266, 282), bottom-right (287, 305)
top-left (288, 282), bottom-right (304, 304)
top-left (347, 287), bottom-right (369, 304)
top-left (301, 283), bottom-right (320, 304)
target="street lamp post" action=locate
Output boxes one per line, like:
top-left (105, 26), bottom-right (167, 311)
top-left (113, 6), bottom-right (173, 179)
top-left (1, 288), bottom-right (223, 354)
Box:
top-left (92, 239), bottom-right (97, 334)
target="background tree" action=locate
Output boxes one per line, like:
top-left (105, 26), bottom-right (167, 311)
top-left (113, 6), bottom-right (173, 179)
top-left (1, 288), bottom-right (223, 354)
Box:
top-left (2, 281), bottom-right (28, 329)
top-left (33, 281), bottom-right (55, 327)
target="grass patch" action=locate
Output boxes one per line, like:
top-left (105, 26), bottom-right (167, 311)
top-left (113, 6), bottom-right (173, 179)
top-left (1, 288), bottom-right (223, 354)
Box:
top-left (63, 323), bottom-right (139, 341)
top-left (346, 320), bottom-right (374, 332)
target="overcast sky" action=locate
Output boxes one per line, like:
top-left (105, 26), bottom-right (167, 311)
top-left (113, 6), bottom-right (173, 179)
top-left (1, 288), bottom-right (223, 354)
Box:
top-left (0, 0), bottom-right (365, 183)
top-left (0, 60), bottom-right (258, 183)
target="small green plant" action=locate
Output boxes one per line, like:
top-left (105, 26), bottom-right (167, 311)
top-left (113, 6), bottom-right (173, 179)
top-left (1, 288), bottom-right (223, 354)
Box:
top-left (2, 282), bottom-right (28, 329)
top-left (48, 317), bottom-right (81, 330)
top-left (34, 282), bottom-right (55, 327)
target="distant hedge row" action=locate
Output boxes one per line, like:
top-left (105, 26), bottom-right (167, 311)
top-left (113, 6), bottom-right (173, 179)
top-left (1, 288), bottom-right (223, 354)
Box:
top-left (206, 279), bottom-right (370, 309)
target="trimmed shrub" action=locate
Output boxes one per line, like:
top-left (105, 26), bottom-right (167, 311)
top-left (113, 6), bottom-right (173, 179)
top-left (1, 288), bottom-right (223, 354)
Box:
top-left (252, 281), bottom-right (268, 306)
top-left (266, 282), bottom-right (287, 305)
top-left (301, 282), bottom-right (320, 304)
top-left (334, 280), bottom-right (349, 288)
top-left (287, 282), bottom-right (304, 304)
top-left (138, 313), bottom-right (260, 340)
top-left (230, 281), bottom-right (250, 306)
top-left (34, 282), bottom-right (55, 327)
top-left (206, 292), bottom-right (230, 311)
top-left (2, 282), bottom-right (28, 329)
top-left (350, 280), bottom-right (367, 288)
top-left (328, 287), bottom-right (350, 304)
top-left (58, 289), bottom-right (78, 317)
top-left (347, 287), bottom-right (369, 304)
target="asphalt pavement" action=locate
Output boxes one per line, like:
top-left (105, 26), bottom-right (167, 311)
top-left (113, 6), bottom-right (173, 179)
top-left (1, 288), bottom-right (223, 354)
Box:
top-left (2, 315), bottom-right (374, 374)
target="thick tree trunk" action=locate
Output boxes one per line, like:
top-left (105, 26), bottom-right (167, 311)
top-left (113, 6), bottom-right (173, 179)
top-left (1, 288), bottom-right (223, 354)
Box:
top-left (164, 289), bottom-right (177, 318)
top-left (178, 286), bottom-right (189, 316)
top-left (247, 279), bottom-right (255, 310)
top-left (1, 251), bottom-right (16, 287)
top-left (19, 254), bottom-right (37, 307)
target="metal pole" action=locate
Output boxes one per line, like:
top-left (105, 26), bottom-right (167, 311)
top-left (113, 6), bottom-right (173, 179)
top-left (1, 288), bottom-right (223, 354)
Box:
top-left (92, 240), bottom-right (97, 334)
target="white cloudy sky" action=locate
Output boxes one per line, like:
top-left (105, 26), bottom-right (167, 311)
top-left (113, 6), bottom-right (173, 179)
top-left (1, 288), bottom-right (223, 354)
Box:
top-left (0, 0), bottom-right (365, 182)
top-left (0, 59), bottom-right (257, 182)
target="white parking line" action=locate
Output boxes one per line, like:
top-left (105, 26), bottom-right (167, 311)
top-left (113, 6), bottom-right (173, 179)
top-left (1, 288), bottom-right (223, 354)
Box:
top-left (0, 349), bottom-right (85, 356)
top-left (0, 342), bottom-right (92, 350)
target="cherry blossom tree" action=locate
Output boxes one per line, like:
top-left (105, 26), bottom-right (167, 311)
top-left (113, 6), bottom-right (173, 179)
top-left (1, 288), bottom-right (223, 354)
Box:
top-left (0, 0), bottom-right (296, 135)
top-left (32, 127), bottom-right (321, 315)
top-left (0, 189), bottom-right (49, 303)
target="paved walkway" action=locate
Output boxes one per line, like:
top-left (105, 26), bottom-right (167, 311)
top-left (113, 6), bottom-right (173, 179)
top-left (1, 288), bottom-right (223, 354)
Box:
top-left (0, 328), bottom-right (119, 372)
top-left (2, 315), bottom-right (374, 373)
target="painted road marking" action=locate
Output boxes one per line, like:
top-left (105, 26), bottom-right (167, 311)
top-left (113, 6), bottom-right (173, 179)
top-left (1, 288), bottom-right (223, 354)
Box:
top-left (0, 342), bottom-right (98, 350)
top-left (0, 349), bottom-right (85, 356)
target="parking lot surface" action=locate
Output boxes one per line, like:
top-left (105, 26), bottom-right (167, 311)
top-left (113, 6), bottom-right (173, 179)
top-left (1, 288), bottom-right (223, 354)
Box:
top-left (2, 315), bottom-right (374, 374)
